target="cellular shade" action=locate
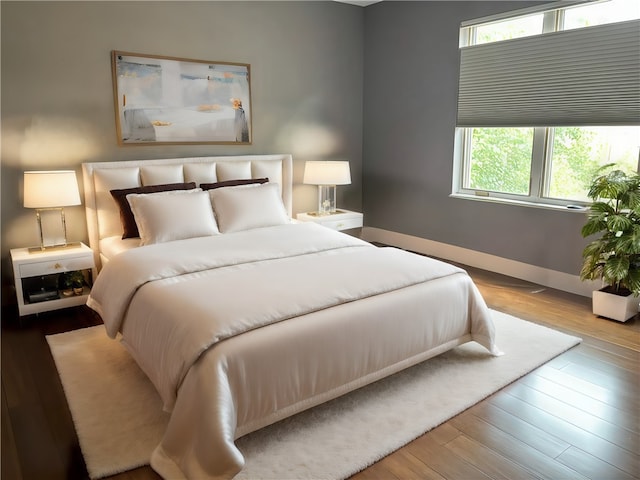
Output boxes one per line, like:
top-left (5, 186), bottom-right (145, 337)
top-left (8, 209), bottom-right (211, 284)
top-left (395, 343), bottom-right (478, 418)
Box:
top-left (457, 19), bottom-right (640, 127)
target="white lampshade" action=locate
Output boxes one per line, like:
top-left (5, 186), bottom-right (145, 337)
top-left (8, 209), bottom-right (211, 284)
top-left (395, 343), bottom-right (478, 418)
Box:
top-left (303, 161), bottom-right (351, 186)
top-left (24, 171), bottom-right (81, 208)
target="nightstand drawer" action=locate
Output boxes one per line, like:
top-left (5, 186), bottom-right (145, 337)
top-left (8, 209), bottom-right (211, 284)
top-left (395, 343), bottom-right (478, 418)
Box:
top-left (320, 217), bottom-right (363, 231)
top-left (19, 255), bottom-right (94, 278)
top-left (296, 209), bottom-right (363, 232)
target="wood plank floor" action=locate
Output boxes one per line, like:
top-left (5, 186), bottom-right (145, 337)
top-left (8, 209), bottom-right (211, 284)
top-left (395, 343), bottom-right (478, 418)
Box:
top-left (2, 264), bottom-right (638, 480)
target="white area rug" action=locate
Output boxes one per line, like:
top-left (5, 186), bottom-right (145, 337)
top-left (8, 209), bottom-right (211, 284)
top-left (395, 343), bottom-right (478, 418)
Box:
top-left (47, 310), bottom-right (580, 479)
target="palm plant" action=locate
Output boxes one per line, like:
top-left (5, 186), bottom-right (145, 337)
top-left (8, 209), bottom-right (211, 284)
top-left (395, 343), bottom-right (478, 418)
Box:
top-left (580, 168), bottom-right (640, 296)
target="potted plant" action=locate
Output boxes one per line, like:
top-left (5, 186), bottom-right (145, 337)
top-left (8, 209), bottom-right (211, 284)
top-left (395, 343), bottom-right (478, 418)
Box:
top-left (58, 272), bottom-right (75, 297)
top-left (59, 270), bottom-right (85, 296)
top-left (69, 271), bottom-right (85, 295)
top-left (580, 168), bottom-right (640, 322)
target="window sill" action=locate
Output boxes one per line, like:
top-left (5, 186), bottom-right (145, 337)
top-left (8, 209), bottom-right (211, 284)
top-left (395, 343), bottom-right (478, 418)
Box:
top-left (449, 192), bottom-right (590, 213)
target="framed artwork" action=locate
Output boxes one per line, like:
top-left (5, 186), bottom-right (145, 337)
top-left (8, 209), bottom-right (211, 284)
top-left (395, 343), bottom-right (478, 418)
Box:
top-left (111, 51), bottom-right (252, 145)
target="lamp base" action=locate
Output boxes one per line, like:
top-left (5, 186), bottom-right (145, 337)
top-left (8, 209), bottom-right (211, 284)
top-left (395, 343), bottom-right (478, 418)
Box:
top-left (31, 207), bottom-right (75, 253)
top-left (28, 242), bottom-right (82, 254)
top-left (306, 209), bottom-right (347, 217)
top-left (317, 185), bottom-right (337, 215)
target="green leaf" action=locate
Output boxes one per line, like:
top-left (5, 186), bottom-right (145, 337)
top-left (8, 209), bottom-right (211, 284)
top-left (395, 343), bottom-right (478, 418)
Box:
top-left (581, 241), bottom-right (607, 259)
top-left (580, 255), bottom-right (604, 281)
top-left (588, 170), bottom-right (628, 201)
top-left (588, 201), bottom-right (615, 216)
top-left (616, 228), bottom-right (640, 255)
top-left (604, 256), bottom-right (630, 286)
top-left (606, 214), bottom-right (633, 233)
top-left (625, 268), bottom-right (640, 296)
top-left (632, 225), bottom-right (640, 254)
top-left (581, 217), bottom-right (608, 237)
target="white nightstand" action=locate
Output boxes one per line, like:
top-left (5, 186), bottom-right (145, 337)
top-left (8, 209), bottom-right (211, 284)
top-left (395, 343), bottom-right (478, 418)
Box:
top-left (296, 209), bottom-right (363, 231)
top-left (10, 242), bottom-right (95, 316)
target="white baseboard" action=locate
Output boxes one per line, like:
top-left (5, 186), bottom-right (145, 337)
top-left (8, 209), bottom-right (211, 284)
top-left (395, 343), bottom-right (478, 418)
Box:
top-left (362, 227), bottom-right (597, 298)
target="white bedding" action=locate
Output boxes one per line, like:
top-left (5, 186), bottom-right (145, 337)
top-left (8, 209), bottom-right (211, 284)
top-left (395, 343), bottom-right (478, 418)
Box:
top-left (87, 222), bottom-right (499, 479)
top-left (99, 235), bottom-right (140, 261)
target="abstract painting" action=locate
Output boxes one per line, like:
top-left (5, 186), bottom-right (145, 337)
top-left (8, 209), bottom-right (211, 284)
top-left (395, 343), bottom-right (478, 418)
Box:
top-left (112, 51), bottom-right (251, 145)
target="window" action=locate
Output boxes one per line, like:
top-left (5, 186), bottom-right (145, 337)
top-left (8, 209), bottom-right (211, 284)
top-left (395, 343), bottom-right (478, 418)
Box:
top-left (546, 126), bottom-right (639, 202)
top-left (472, 13), bottom-right (543, 45)
top-left (466, 128), bottom-right (534, 196)
top-left (454, 0), bottom-right (640, 209)
top-left (564, 0), bottom-right (640, 29)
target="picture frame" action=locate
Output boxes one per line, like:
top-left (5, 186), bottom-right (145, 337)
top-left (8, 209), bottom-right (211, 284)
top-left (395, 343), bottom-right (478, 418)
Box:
top-left (111, 51), bottom-right (252, 145)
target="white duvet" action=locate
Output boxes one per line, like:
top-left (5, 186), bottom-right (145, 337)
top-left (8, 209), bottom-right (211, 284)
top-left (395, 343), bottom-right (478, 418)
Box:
top-left (87, 222), bottom-right (500, 479)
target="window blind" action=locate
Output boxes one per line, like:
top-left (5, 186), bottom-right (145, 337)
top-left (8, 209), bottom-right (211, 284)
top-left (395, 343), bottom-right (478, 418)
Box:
top-left (457, 19), bottom-right (640, 127)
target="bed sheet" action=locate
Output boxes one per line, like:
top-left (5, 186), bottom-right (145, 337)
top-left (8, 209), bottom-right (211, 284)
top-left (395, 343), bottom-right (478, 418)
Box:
top-left (99, 235), bottom-right (141, 262)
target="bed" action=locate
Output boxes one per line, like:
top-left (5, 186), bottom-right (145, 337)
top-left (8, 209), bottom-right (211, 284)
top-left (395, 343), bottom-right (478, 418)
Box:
top-left (82, 154), bottom-right (500, 479)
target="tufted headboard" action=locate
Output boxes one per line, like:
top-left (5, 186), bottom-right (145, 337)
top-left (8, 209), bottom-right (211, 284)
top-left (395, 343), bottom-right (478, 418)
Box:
top-left (82, 154), bottom-right (293, 271)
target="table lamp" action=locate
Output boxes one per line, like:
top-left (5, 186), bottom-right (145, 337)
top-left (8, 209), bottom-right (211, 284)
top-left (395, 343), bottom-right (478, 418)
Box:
top-left (303, 161), bottom-right (351, 215)
top-left (23, 170), bottom-right (81, 252)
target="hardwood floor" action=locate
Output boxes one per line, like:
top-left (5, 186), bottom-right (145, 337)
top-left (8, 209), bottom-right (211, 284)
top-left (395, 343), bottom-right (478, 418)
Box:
top-left (2, 265), bottom-right (638, 480)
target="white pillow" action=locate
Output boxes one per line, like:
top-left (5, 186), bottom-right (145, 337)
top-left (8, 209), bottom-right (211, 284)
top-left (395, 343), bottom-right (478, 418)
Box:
top-left (127, 190), bottom-right (219, 245)
top-left (209, 183), bottom-right (290, 233)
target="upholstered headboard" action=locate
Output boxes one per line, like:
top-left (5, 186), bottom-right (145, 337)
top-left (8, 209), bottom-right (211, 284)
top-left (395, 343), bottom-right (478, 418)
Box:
top-left (82, 154), bottom-right (293, 271)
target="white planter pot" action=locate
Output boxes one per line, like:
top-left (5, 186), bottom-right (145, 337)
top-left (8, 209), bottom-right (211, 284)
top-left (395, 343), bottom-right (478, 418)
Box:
top-left (592, 288), bottom-right (639, 322)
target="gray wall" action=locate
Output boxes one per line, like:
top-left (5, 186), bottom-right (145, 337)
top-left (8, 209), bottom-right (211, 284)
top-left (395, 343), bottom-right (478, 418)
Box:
top-left (1, 1), bottom-right (364, 291)
top-left (363, 1), bottom-right (588, 276)
top-left (1, 0), bottom-right (592, 302)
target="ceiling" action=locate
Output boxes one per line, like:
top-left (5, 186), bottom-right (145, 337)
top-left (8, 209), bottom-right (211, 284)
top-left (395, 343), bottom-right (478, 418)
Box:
top-left (334, 1), bottom-right (383, 6)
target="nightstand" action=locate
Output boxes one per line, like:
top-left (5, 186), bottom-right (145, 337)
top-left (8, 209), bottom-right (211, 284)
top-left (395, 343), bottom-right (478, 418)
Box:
top-left (296, 209), bottom-right (363, 231)
top-left (10, 242), bottom-right (95, 316)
